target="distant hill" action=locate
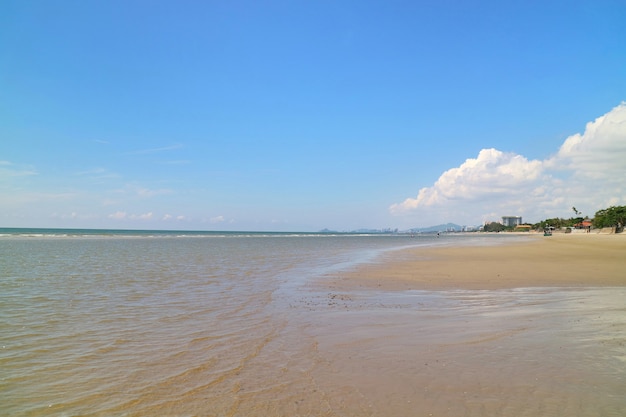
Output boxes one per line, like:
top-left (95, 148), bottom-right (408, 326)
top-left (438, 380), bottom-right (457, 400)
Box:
top-left (408, 223), bottom-right (465, 233)
top-left (318, 228), bottom-right (399, 234)
top-left (318, 223), bottom-right (475, 234)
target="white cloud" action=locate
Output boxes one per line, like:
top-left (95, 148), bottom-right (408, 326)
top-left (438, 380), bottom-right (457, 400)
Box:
top-left (210, 215), bottom-right (225, 223)
top-left (390, 149), bottom-right (543, 213)
top-left (108, 211), bottom-right (127, 219)
top-left (135, 212), bottom-right (153, 220)
top-left (108, 211), bottom-right (154, 221)
top-left (390, 102), bottom-right (626, 225)
top-left (163, 214), bottom-right (187, 221)
top-left (549, 103), bottom-right (626, 180)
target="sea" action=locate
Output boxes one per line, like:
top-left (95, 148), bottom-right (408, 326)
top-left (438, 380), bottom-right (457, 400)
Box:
top-left (1, 228), bottom-right (625, 416)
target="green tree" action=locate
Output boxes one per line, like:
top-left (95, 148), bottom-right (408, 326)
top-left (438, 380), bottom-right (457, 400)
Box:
top-left (483, 222), bottom-right (505, 232)
top-left (593, 206), bottom-right (626, 231)
top-left (534, 217), bottom-right (565, 229)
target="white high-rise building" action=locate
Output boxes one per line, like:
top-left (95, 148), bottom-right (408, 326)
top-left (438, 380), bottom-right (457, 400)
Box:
top-left (502, 216), bottom-right (522, 227)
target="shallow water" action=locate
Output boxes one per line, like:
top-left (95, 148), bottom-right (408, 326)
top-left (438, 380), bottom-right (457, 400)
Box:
top-left (1, 232), bottom-right (624, 416)
top-left (295, 286), bottom-right (626, 416)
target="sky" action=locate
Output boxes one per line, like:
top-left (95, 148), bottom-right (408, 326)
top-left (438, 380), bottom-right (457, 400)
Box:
top-left (1, 0), bottom-right (625, 231)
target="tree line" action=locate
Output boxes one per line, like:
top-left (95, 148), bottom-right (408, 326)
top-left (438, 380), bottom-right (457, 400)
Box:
top-left (533, 205), bottom-right (625, 231)
top-left (483, 205), bottom-right (626, 232)
top-left (592, 205), bottom-right (626, 230)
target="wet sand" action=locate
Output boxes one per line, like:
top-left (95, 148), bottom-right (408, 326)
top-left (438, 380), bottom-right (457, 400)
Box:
top-left (326, 232), bottom-right (626, 291)
top-left (296, 233), bottom-right (626, 416)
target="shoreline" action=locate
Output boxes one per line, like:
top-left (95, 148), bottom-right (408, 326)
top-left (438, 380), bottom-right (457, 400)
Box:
top-left (300, 232), bottom-right (626, 415)
top-left (325, 233), bottom-right (626, 291)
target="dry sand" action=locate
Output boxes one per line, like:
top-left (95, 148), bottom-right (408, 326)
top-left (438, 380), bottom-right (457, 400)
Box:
top-left (328, 232), bottom-right (626, 291)
top-left (298, 233), bottom-right (626, 416)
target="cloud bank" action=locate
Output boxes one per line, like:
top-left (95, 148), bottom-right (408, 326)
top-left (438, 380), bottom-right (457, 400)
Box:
top-left (107, 211), bottom-right (154, 221)
top-left (390, 102), bottom-right (626, 225)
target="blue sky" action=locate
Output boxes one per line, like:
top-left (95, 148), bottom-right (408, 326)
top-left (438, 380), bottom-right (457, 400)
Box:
top-left (2, 1), bottom-right (625, 231)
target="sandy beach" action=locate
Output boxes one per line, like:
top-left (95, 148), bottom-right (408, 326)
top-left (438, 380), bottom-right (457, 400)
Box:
top-left (326, 232), bottom-right (626, 291)
top-left (296, 232), bottom-right (626, 416)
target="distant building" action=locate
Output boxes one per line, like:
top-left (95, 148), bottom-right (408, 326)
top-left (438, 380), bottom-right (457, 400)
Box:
top-left (502, 216), bottom-right (522, 227)
top-left (574, 219), bottom-right (593, 230)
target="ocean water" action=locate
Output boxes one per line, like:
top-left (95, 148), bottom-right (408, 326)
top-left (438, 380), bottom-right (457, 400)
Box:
top-left (1, 230), bottom-right (624, 416)
top-left (0, 229), bottom-right (443, 416)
